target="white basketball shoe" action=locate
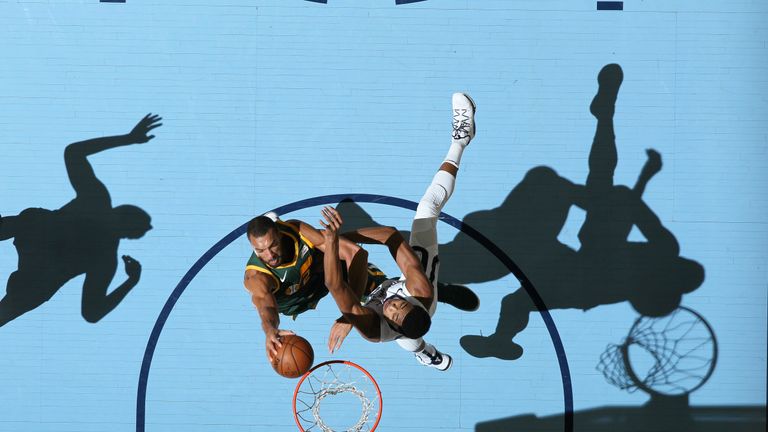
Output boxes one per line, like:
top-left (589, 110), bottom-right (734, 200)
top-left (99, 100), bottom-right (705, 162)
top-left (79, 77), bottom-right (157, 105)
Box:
top-left (414, 343), bottom-right (453, 371)
top-left (451, 92), bottom-right (476, 147)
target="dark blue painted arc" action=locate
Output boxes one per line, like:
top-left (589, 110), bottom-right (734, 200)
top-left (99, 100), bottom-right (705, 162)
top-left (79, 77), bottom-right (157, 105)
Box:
top-left (136, 194), bottom-right (573, 432)
top-left (305, 0), bottom-right (427, 3)
top-left (597, 1), bottom-right (623, 10)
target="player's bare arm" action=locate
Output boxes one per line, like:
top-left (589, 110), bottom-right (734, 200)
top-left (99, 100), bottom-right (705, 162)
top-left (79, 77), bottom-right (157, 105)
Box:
top-left (295, 218), bottom-right (370, 341)
top-left (319, 207), bottom-right (381, 342)
top-left (340, 225), bottom-right (400, 246)
top-left (397, 254), bottom-right (434, 311)
top-left (244, 269), bottom-right (294, 362)
top-left (324, 239), bottom-right (371, 352)
top-left (294, 220), bottom-right (369, 298)
top-left (343, 226), bottom-right (434, 308)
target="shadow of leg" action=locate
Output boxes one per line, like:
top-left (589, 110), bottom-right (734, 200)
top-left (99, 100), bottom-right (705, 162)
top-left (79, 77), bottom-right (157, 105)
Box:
top-left (437, 282), bottom-right (480, 312)
top-left (460, 289), bottom-right (532, 360)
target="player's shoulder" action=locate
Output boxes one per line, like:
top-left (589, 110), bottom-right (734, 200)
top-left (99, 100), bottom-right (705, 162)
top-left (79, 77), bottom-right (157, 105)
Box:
top-left (280, 219), bottom-right (303, 232)
top-left (289, 219), bottom-right (324, 246)
top-left (244, 267), bottom-right (277, 292)
top-left (244, 265), bottom-right (269, 279)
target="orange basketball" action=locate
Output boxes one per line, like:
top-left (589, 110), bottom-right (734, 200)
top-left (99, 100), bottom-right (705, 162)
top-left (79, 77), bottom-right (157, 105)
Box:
top-left (272, 334), bottom-right (314, 378)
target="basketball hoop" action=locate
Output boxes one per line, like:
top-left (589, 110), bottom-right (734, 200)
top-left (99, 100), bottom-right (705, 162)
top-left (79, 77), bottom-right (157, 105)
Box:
top-left (293, 360), bottom-right (383, 432)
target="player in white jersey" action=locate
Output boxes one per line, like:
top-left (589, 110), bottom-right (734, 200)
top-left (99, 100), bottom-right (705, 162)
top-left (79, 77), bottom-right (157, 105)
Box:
top-left (319, 92), bottom-right (476, 371)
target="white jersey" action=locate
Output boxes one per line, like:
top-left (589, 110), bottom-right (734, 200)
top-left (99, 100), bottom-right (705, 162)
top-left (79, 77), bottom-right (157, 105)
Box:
top-left (363, 278), bottom-right (428, 342)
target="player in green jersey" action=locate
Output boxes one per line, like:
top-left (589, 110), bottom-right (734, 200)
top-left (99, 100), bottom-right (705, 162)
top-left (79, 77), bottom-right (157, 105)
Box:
top-left (244, 213), bottom-right (371, 363)
top-left (245, 215), bottom-right (389, 318)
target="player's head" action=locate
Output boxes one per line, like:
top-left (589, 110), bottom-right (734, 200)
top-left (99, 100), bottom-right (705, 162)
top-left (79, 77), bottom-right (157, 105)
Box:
top-left (247, 215), bottom-right (282, 267)
top-left (382, 296), bottom-right (431, 339)
top-left (113, 205), bottom-right (152, 239)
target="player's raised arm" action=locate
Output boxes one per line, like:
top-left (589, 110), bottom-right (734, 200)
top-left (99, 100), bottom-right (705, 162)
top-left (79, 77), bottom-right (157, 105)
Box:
top-left (244, 269), bottom-right (294, 362)
top-left (345, 225), bottom-right (433, 305)
top-left (341, 225), bottom-right (402, 248)
top-left (319, 207), bottom-right (381, 341)
top-left (296, 220), bottom-right (369, 301)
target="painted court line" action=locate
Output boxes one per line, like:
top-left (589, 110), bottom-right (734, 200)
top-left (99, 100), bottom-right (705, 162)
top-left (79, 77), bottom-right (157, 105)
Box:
top-left (136, 194), bottom-right (573, 432)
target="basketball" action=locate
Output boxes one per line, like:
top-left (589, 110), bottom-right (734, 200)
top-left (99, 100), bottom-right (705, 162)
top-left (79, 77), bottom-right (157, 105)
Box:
top-left (272, 334), bottom-right (315, 378)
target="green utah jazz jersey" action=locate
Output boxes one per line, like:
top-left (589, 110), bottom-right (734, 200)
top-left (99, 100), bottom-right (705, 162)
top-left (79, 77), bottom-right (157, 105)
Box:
top-left (246, 221), bottom-right (326, 317)
top-left (245, 220), bottom-right (391, 318)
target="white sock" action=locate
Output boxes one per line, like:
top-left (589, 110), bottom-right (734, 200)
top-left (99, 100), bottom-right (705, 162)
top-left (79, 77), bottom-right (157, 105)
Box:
top-left (398, 338), bottom-right (425, 353)
top-left (444, 142), bottom-right (465, 168)
top-left (419, 343), bottom-right (435, 355)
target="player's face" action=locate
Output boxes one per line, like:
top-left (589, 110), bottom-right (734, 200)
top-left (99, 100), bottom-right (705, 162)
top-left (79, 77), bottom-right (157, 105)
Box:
top-left (250, 228), bottom-right (283, 267)
top-left (382, 297), bottom-right (414, 328)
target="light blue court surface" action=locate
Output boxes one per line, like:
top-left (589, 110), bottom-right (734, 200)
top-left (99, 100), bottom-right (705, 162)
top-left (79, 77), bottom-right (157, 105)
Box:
top-left (0, 1), bottom-right (766, 431)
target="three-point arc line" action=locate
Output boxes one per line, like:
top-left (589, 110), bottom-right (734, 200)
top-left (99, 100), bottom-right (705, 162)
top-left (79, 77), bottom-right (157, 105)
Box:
top-left (135, 194), bottom-right (574, 432)
top-left (101, 0), bottom-right (622, 7)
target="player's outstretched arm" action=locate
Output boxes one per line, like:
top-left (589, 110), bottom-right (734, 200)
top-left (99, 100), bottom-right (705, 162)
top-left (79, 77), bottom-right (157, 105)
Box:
top-left (341, 227), bottom-right (416, 275)
top-left (244, 270), bottom-right (294, 362)
top-left (343, 226), bottom-right (433, 306)
top-left (320, 207), bottom-right (381, 342)
top-left (341, 226), bottom-right (402, 247)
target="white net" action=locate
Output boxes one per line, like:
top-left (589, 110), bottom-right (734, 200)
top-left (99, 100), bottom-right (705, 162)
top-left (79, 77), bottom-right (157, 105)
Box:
top-left (294, 361), bottom-right (382, 432)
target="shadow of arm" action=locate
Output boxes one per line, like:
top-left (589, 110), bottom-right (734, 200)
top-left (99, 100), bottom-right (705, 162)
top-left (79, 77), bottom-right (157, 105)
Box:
top-left (80, 255), bottom-right (139, 323)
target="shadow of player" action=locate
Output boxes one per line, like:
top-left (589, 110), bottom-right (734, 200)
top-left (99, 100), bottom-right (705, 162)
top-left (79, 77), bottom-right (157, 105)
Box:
top-left (444, 64), bottom-right (705, 360)
top-left (0, 114), bottom-right (161, 327)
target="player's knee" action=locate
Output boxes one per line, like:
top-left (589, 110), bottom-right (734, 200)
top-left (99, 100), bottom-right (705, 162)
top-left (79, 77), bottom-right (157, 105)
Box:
top-left (416, 184), bottom-right (448, 218)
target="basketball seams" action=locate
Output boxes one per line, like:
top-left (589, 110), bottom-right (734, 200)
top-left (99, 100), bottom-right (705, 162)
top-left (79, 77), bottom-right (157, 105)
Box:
top-left (273, 334), bottom-right (314, 378)
top-left (288, 339), bottom-right (300, 377)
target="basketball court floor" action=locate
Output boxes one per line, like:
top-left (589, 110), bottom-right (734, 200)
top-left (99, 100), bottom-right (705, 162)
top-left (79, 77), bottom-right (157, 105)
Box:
top-left (0, 1), bottom-right (765, 431)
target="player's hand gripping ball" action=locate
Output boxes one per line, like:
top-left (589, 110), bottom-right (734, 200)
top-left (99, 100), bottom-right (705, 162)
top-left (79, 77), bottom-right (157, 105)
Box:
top-left (271, 334), bottom-right (315, 378)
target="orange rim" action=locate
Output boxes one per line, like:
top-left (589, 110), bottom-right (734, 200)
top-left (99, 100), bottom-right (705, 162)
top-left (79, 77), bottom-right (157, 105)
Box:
top-left (293, 360), bottom-right (383, 431)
